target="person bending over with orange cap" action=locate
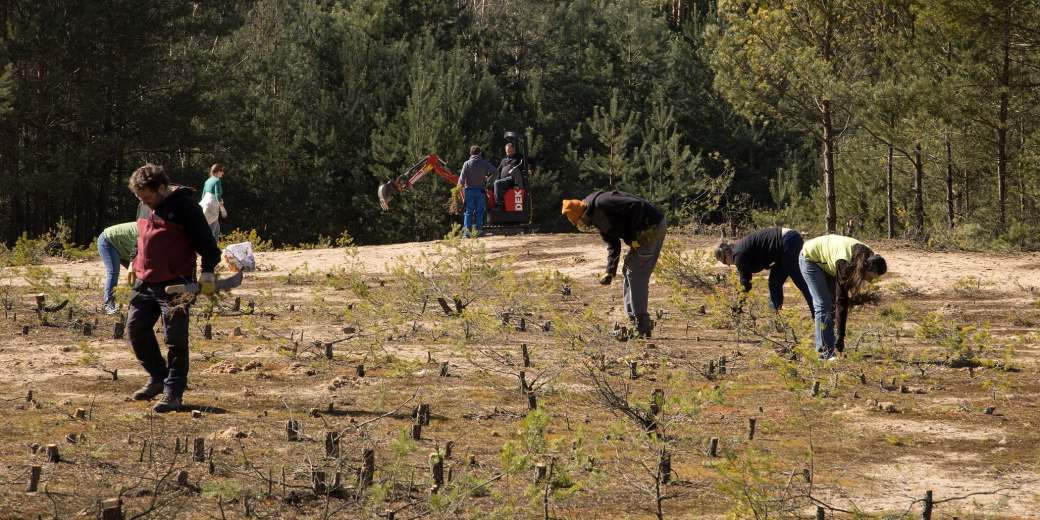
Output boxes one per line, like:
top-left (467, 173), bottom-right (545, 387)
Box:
top-left (562, 191), bottom-right (666, 338)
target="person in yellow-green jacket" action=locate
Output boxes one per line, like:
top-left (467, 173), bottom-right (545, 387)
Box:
top-left (798, 234), bottom-right (887, 360)
top-left (97, 222), bottom-right (138, 315)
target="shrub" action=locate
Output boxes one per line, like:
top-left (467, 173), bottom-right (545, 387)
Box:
top-left (220, 228), bottom-right (273, 251)
top-left (1001, 222), bottom-right (1040, 251)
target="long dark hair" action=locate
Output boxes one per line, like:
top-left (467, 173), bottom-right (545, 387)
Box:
top-left (839, 244), bottom-right (887, 295)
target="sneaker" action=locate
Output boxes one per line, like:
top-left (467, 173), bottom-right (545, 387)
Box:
top-left (103, 302), bottom-right (118, 315)
top-left (819, 350), bottom-right (839, 362)
top-left (132, 380), bottom-right (164, 401)
top-left (153, 393), bottom-right (182, 413)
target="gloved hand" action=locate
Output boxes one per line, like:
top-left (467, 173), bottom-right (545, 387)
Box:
top-left (631, 240), bottom-right (641, 250)
top-left (599, 273), bottom-right (614, 285)
top-left (219, 204), bottom-right (228, 219)
top-left (126, 269), bottom-right (136, 287)
top-left (199, 272), bottom-right (216, 296)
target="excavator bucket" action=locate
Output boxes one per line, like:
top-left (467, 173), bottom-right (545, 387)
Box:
top-left (377, 180), bottom-right (396, 210)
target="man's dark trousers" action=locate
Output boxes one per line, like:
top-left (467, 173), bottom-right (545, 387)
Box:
top-left (127, 281), bottom-right (190, 397)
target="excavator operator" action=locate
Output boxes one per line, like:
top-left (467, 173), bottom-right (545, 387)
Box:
top-left (492, 142), bottom-right (526, 211)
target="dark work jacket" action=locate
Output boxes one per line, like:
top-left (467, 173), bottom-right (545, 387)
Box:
top-left (497, 154), bottom-right (525, 190)
top-left (582, 190), bottom-right (664, 276)
top-left (134, 186), bottom-right (222, 283)
top-left (732, 227), bottom-right (784, 292)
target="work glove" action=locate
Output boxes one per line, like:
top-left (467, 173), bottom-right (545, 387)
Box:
top-left (219, 203), bottom-right (228, 219)
top-left (199, 272), bottom-right (216, 296)
top-left (126, 269), bottom-right (136, 287)
top-left (599, 273), bottom-right (614, 285)
top-left (633, 228), bottom-right (659, 251)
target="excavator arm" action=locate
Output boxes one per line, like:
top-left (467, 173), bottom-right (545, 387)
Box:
top-left (378, 154), bottom-right (459, 210)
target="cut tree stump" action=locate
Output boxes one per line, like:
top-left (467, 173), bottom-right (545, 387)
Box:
top-left (439, 361), bottom-right (449, 377)
top-left (659, 451), bottom-right (671, 484)
top-left (429, 452), bottom-right (444, 493)
top-left (21, 325), bottom-right (29, 336)
top-left (534, 462), bottom-right (547, 483)
top-left (26, 465), bottom-right (41, 493)
top-left (325, 431), bottom-right (340, 458)
top-left (193, 438), bottom-right (206, 462)
top-left (526, 391), bottom-right (537, 411)
top-left (816, 506), bottom-right (825, 520)
top-left (100, 498), bottom-right (123, 520)
top-left (356, 364), bottom-right (365, 377)
top-left (324, 343), bottom-right (333, 359)
top-left (411, 423), bottom-right (422, 441)
top-left (707, 437), bottom-right (719, 457)
top-left (629, 361), bottom-right (638, 379)
top-left (747, 418), bottom-right (757, 440)
top-left (521, 343), bottom-right (531, 367)
top-left (359, 448), bottom-right (375, 487)
top-left (416, 403), bottom-right (431, 426)
top-left (82, 323), bottom-right (92, 336)
top-left (203, 324), bottom-right (212, 340)
top-left (286, 420), bottom-right (300, 441)
top-left (718, 355), bottom-right (727, 374)
top-left (922, 490), bottom-right (933, 519)
top-left (46, 444), bottom-right (60, 463)
top-left (74, 408), bottom-right (87, 420)
top-left (810, 380), bottom-right (821, 397)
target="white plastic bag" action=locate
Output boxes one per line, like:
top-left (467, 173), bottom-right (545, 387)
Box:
top-left (223, 241), bottom-right (256, 272)
top-left (200, 192), bottom-right (220, 225)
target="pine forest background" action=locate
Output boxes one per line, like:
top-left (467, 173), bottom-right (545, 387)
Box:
top-left (1, 0), bottom-right (1039, 249)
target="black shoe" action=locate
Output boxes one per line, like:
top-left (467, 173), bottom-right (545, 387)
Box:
top-left (132, 381), bottom-right (164, 401)
top-left (635, 313), bottom-right (654, 339)
top-left (153, 393), bottom-right (182, 413)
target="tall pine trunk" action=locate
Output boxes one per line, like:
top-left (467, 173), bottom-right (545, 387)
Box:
top-left (996, 3), bottom-right (1011, 232)
top-left (887, 143), bottom-right (894, 239)
top-left (822, 99), bottom-right (837, 233)
top-left (913, 143), bottom-right (924, 237)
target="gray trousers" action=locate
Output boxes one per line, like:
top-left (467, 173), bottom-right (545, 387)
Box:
top-left (623, 218), bottom-right (667, 320)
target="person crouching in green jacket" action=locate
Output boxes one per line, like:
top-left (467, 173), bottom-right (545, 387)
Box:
top-left (798, 234), bottom-right (887, 361)
top-left (98, 222), bottom-right (138, 315)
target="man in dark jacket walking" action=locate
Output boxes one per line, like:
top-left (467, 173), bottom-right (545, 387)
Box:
top-left (457, 145), bottom-right (498, 237)
top-left (493, 142), bottom-right (525, 210)
top-left (126, 163), bottom-right (222, 413)
top-left (562, 191), bottom-right (667, 338)
top-left (714, 227), bottom-right (815, 317)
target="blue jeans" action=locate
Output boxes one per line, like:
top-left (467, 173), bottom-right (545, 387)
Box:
top-left (799, 252), bottom-right (836, 355)
top-left (98, 233), bottom-right (121, 307)
top-left (463, 187), bottom-right (486, 235)
top-left (769, 230), bottom-right (815, 317)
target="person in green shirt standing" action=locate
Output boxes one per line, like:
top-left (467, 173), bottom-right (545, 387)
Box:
top-left (798, 234), bottom-right (887, 360)
top-left (97, 222), bottom-right (138, 314)
top-left (199, 163), bottom-right (227, 241)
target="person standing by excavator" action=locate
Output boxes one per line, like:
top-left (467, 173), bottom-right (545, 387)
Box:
top-left (457, 145), bottom-right (497, 237)
top-left (562, 191), bottom-right (667, 338)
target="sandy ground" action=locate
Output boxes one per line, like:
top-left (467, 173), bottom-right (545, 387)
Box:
top-left (2, 232), bottom-right (1039, 518)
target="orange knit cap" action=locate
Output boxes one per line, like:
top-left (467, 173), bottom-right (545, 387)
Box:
top-left (561, 199), bottom-right (587, 226)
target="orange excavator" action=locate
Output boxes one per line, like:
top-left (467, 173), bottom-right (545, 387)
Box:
top-left (377, 131), bottom-right (533, 229)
